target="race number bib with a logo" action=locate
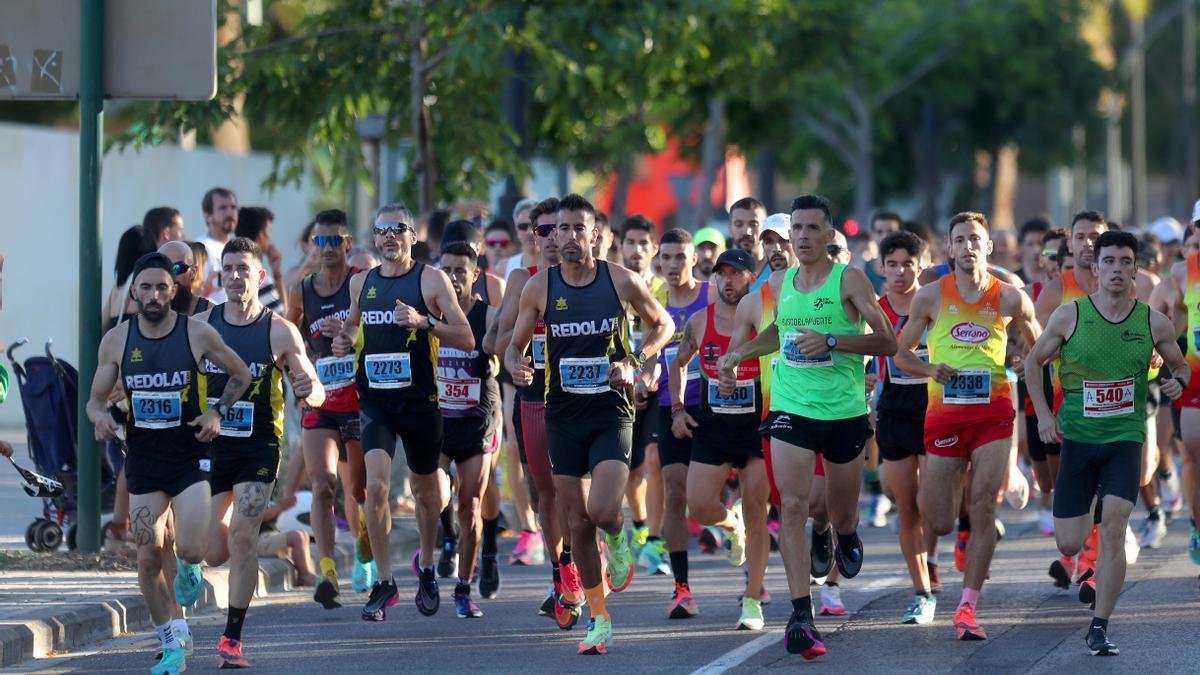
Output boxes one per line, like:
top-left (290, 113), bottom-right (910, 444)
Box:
top-left (664, 345), bottom-right (700, 381)
top-left (1082, 378), bottom-right (1135, 418)
top-left (781, 332), bottom-right (832, 368)
top-left (364, 352), bottom-right (412, 389)
top-left (943, 368), bottom-right (991, 405)
top-left (131, 390), bottom-right (182, 429)
top-left (630, 330), bottom-right (644, 353)
top-left (887, 348), bottom-right (928, 385)
top-left (438, 376), bottom-right (482, 410)
top-left (559, 356), bottom-right (609, 394)
top-left (708, 379), bottom-right (756, 415)
top-left (206, 398), bottom-right (255, 437)
top-left (315, 355), bottom-right (356, 389)
top-left (532, 334), bottom-right (546, 369)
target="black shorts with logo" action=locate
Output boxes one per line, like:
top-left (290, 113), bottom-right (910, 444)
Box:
top-left (125, 443), bottom-right (211, 497)
top-left (442, 414), bottom-right (497, 465)
top-left (876, 412), bottom-right (926, 462)
top-left (546, 416), bottom-right (632, 478)
top-left (359, 397), bottom-right (444, 475)
top-left (692, 415), bottom-right (763, 469)
top-left (631, 391), bottom-right (659, 470)
top-left (1053, 438), bottom-right (1142, 518)
top-left (765, 412), bottom-right (870, 465)
top-left (209, 439), bottom-right (281, 496)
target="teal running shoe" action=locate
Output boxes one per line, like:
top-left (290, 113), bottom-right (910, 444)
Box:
top-left (901, 594), bottom-right (936, 625)
top-left (151, 646), bottom-right (186, 674)
top-left (173, 560), bottom-right (202, 607)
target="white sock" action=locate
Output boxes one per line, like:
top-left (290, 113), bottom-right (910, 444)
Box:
top-left (156, 623), bottom-right (179, 650)
top-left (171, 619), bottom-right (190, 640)
top-left (929, 548), bottom-right (941, 566)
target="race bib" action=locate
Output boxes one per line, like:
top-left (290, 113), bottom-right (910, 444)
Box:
top-left (438, 376), bottom-right (481, 410)
top-left (315, 355), bottom-right (356, 389)
top-left (1192, 325), bottom-right (1199, 351)
top-left (943, 368), bottom-right (991, 405)
top-left (887, 348), bottom-right (928, 386)
top-left (708, 379), bottom-right (756, 415)
top-left (781, 332), bottom-right (832, 368)
top-left (532, 334), bottom-right (546, 370)
top-left (364, 352), bottom-right (412, 389)
top-left (630, 330), bottom-right (644, 352)
top-left (131, 390), bottom-right (182, 429)
top-left (206, 398), bottom-right (255, 437)
top-left (1082, 378), bottom-right (1135, 418)
top-left (559, 356), bottom-right (609, 394)
top-left (663, 345), bottom-right (700, 381)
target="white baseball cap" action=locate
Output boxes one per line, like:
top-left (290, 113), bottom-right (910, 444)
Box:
top-left (1150, 216), bottom-right (1185, 244)
top-left (1191, 198), bottom-right (1200, 224)
top-left (761, 213), bottom-right (790, 240)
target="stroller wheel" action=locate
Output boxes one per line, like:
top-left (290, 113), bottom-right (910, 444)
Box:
top-left (35, 520), bottom-right (63, 552)
top-left (25, 521), bottom-right (44, 552)
top-left (66, 523), bottom-right (78, 551)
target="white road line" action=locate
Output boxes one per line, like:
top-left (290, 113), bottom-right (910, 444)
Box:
top-left (689, 630), bottom-right (783, 675)
top-left (860, 574), bottom-right (907, 592)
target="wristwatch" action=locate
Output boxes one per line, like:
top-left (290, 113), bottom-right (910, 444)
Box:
top-left (627, 349), bottom-right (647, 370)
top-left (214, 401), bottom-right (231, 418)
top-left (425, 315), bottom-right (438, 330)
top-left (825, 334), bottom-right (838, 351)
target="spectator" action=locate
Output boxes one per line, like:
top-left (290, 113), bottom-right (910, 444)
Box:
top-left (142, 207), bottom-right (185, 250)
top-left (104, 225), bottom-right (153, 331)
top-left (199, 187), bottom-right (238, 302)
top-left (235, 206), bottom-right (287, 313)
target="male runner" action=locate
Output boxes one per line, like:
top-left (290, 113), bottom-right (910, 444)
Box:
top-left (1027, 230), bottom-right (1189, 655)
top-left (727, 197), bottom-right (769, 288)
top-left (647, 228), bottom-right (709, 618)
top-left (1167, 224), bottom-right (1200, 563)
top-left (87, 252), bottom-right (251, 674)
top-left (198, 238), bottom-right (325, 667)
top-left (284, 209), bottom-right (371, 607)
top-left (160, 241), bottom-right (213, 315)
top-left (437, 242), bottom-right (501, 618)
top-left (506, 194), bottom-right (673, 654)
top-left (693, 227), bottom-right (726, 281)
top-left (335, 204), bottom-right (473, 620)
top-left (895, 212), bottom-right (1040, 641)
top-left (720, 195), bottom-right (897, 659)
top-left (670, 248), bottom-right (766, 630)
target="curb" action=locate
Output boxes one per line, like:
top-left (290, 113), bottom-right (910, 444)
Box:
top-left (0, 521), bottom-right (418, 668)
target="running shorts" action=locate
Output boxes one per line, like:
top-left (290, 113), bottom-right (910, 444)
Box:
top-left (359, 397), bottom-right (443, 475)
top-left (657, 404), bottom-right (697, 467)
top-left (766, 412), bottom-right (870, 464)
top-left (876, 412), bottom-right (925, 462)
top-left (1053, 438), bottom-right (1142, 517)
top-left (441, 415), bottom-right (499, 465)
top-left (209, 440), bottom-right (280, 496)
top-left (545, 416), bottom-right (632, 478)
top-left (125, 444), bottom-right (210, 497)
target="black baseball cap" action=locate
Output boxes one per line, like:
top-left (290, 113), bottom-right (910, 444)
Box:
top-left (712, 248), bottom-right (756, 274)
top-left (441, 219), bottom-right (481, 252)
top-left (130, 252), bottom-right (174, 282)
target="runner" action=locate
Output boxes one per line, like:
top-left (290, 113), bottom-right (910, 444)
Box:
top-left (505, 193), bottom-right (673, 654)
top-left (1167, 222), bottom-right (1200, 565)
top-left (726, 197), bottom-right (769, 289)
top-left (86, 252), bottom-right (252, 674)
top-left (159, 241), bottom-right (213, 315)
top-left (669, 248), bottom-right (767, 630)
top-left (693, 227), bottom-right (726, 281)
top-left (284, 209), bottom-right (371, 609)
top-left (334, 204), bottom-right (474, 621)
top-left (1026, 230), bottom-right (1189, 655)
top-left (720, 194), bottom-right (898, 659)
top-left (437, 242), bottom-right (501, 619)
top-left (197, 238), bottom-right (325, 667)
top-left (894, 211), bottom-right (1040, 641)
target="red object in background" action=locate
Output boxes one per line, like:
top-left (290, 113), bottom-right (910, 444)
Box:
top-left (843, 219), bottom-right (860, 238)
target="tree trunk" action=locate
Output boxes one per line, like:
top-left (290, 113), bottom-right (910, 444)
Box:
top-left (610, 157), bottom-right (633, 226)
top-left (756, 149), bottom-right (778, 212)
top-left (851, 109), bottom-right (873, 227)
top-left (211, 1), bottom-right (250, 154)
top-left (410, 13), bottom-right (436, 215)
top-left (912, 104), bottom-right (941, 227)
top-left (689, 96), bottom-right (727, 231)
top-left (991, 143), bottom-right (1019, 230)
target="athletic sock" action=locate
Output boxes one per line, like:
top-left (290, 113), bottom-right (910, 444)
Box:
top-left (320, 556), bottom-right (337, 579)
top-left (928, 548), bottom-right (941, 566)
top-left (1091, 616), bottom-right (1108, 630)
top-left (422, 566), bottom-right (435, 578)
top-left (560, 546), bottom-right (572, 566)
top-left (632, 520), bottom-right (646, 530)
top-left (551, 562), bottom-right (562, 585)
top-left (836, 531), bottom-right (858, 554)
top-left (440, 504), bottom-right (458, 541)
top-left (481, 517), bottom-right (499, 556)
top-left (223, 605), bottom-right (248, 642)
top-left (156, 622), bottom-right (179, 650)
top-left (457, 577), bottom-right (470, 592)
top-left (958, 587), bottom-right (980, 609)
top-left (669, 551), bottom-right (688, 585)
top-left (1147, 505), bottom-right (1162, 521)
top-left (958, 515), bottom-right (971, 532)
top-left (790, 595), bottom-right (813, 621)
top-left (647, 535), bottom-right (662, 543)
top-left (585, 584), bottom-right (609, 621)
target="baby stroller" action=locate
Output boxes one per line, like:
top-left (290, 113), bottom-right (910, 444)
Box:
top-left (7, 338), bottom-right (119, 551)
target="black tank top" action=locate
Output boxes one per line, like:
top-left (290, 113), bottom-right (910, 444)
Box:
top-left (205, 305), bottom-right (283, 446)
top-left (517, 265), bottom-right (549, 403)
top-left (472, 273), bottom-right (490, 305)
top-left (301, 268), bottom-right (359, 412)
top-left (544, 261), bottom-right (633, 423)
top-left (355, 264), bottom-right (438, 408)
top-left (194, 297), bottom-right (211, 315)
top-left (877, 295), bottom-right (928, 419)
top-left (121, 313), bottom-right (206, 454)
top-left (437, 300), bottom-right (498, 419)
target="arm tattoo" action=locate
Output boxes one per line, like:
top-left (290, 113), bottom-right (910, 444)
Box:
top-left (236, 482), bottom-right (271, 519)
top-left (216, 377), bottom-right (245, 411)
top-left (130, 506), bottom-right (156, 546)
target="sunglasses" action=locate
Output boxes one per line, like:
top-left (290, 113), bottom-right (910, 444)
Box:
top-left (312, 234), bottom-right (348, 248)
top-left (171, 261), bottom-right (191, 276)
top-left (485, 238), bottom-right (512, 248)
top-left (374, 222), bottom-right (413, 236)
top-left (534, 222), bottom-right (556, 237)
top-left (516, 221), bottom-right (532, 231)
top-left (826, 244), bottom-right (844, 257)
top-left (1041, 249), bottom-right (1059, 260)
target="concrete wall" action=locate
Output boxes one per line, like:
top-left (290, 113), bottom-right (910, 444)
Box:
top-left (0, 122), bottom-right (315, 428)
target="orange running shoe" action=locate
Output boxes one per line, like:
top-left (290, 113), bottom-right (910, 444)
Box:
top-left (953, 604), bottom-right (987, 641)
top-left (216, 635), bottom-right (250, 669)
top-left (667, 582), bottom-right (698, 619)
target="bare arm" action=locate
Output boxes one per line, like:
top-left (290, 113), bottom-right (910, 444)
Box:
top-left (895, 285), bottom-right (944, 381)
top-left (1033, 277), bottom-right (1063, 328)
top-left (273, 316), bottom-right (326, 408)
top-left (503, 272), bottom-right (546, 386)
top-left (615, 267), bottom-right (674, 361)
top-left (1026, 303), bottom-right (1075, 443)
top-left (85, 328), bottom-right (125, 440)
top-left (422, 267), bottom-right (475, 352)
top-left (284, 278), bottom-right (304, 327)
top-left (1152, 309), bottom-right (1191, 399)
top-left (1172, 262), bottom-right (1189, 337)
top-left (830, 267), bottom-right (897, 356)
top-left (1003, 283), bottom-right (1042, 346)
top-left (332, 271), bottom-right (367, 357)
top-left (493, 268), bottom-right (530, 358)
top-left (667, 313), bottom-right (702, 410)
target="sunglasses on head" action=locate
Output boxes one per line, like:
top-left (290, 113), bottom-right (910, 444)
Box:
top-left (485, 238), bottom-right (511, 248)
top-left (516, 221), bottom-right (532, 231)
top-left (170, 261), bottom-right (191, 276)
top-left (374, 222), bottom-right (413, 236)
top-left (534, 222), bottom-right (556, 237)
top-left (312, 234), bottom-right (348, 248)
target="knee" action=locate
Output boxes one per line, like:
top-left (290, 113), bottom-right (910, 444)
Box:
top-left (1100, 516), bottom-right (1127, 545)
top-left (1057, 534), bottom-right (1082, 557)
top-left (286, 530), bottom-right (306, 551)
top-left (365, 478), bottom-right (390, 504)
top-left (229, 528), bottom-right (256, 559)
top-left (137, 547), bottom-right (164, 576)
top-left (310, 475), bottom-right (337, 501)
top-left (664, 482), bottom-right (688, 512)
top-left (779, 494), bottom-right (809, 523)
top-left (923, 511), bottom-right (954, 537)
top-left (175, 539), bottom-right (206, 564)
top-left (457, 496), bottom-right (480, 524)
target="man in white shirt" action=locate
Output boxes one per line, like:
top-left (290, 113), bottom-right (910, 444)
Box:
top-left (200, 187), bottom-right (239, 303)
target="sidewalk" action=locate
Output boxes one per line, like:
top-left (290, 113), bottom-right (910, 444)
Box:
top-left (0, 518), bottom-right (418, 668)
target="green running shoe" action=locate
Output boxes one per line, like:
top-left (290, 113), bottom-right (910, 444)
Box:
top-left (726, 502), bottom-right (746, 567)
top-left (578, 616), bottom-right (612, 655)
top-left (151, 646), bottom-right (185, 674)
top-left (604, 530), bottom-right (634, 592)
top-left (736, 596), bottom-right (764, 631)
top-left (901, 594), bottom-right (936, 625)
top-left (173, 560), bottom-right (202, 607)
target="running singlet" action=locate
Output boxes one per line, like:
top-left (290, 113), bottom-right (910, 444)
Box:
top-left (771, 263), bottom-right (866, 420)
top-left (657, 281), bottom-right (708, 407)
top-left (877, 295), bottom-right (928, 419)
top-left (1051, 269), bottom-right (1089, 411)
top-left (627, 274), bottom-right (665, 354)
top-left (355, 264), bottom-right (439, 407)
top-left (1057, 298), bottom-right (1151, 443)
top-left (301, 268), bottom-right (359, 413)
top-left (698, 305), bottom-right (761, 422)
top-left (1182, 254), bottom-right (1200, 408)
top-left (437, 300), bottom-right (498, 419)
top-left (757, 282), bottom-right (778, 419)
top-left (544, 261), bottom-right (633, 422)
top-left (925, 274), bottom-right (1010, 422)
top-left (517, 265), bottom-right (548, 404)
top-left (121, 314), bottom-right (206, 452)
top-left (205, 306), bottom-right (284, 445)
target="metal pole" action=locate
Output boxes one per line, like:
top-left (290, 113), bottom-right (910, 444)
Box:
top-left (77, 0), bottom-right (104, 553)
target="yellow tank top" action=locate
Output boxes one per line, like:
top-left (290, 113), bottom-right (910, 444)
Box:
top-left (926, 274), bottom-right (1010, 414)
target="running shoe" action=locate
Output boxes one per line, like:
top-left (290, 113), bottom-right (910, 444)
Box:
top-left (995, 517), bottom-right (1006, 541)
top-left (1190, 526), bottom-right (1200, 565)
top-left (174, 560), bottom-right (203, 607)
top-left (539, 584), bottom-right (556, 616)
top-left (639, 539), bottom-right (671, 576)
top-left (437, 536), bottom-right (459, 579)
top-left (216, 635), bottom-right (249, 669)
top-left (176, 630), bottom-right (193, 657)
top-left (630, 525), bottom-right (649, 559)
top-left (668, 582), bottom-right (698, 619)
top-left (901, 594), bottom-right (936, 625)
top-left (738, 567), bottom-right (771, 605)
top-left (1138, 515), bottom-right (1167, 549)
top-left (453, 583), bottom-right (483, 618)
top-left (954, 530), bottom-right (969, 573)
top-left (699, 526), bottom-right (724, 554)
top-left (1049, 555), bottom-right (1075, 590)
top-left (509, 530), bottom-right (544, 566)
top-left (726, 502), bottom-right (746, 567)
top-left (356, 510), bottom-right (373, 563)
top-left (810, 525), bottom-right (834, 578)
top-left (927, 561), bottom-right (942, 594)
top-left (1159, 469), bottom-right (1182, 515)
top-left (867, 493), bottom-right (891, 528)
top-left (833, 531), bottom-right (864, 578)
top-left (555, 596), bottom-right (581, 630)
top-left (1086, 624), bottom-right (1119, 656)
top-left (362, 578), bottom-right (399, 621)
top-left (1077, 568), bottom-right (1096, 605)
top-left (416, 568), bottom-right (441, 616)
top-left (314, 574), bottom-right (342, 609)
top-left (767, 516), bottom-right (781, 552)
top-left (819, 584), bottom-right (845, 616)
top-left (736, 596), bottom-right (765, 631)
top-left (1005, 471), bottom-right (1030, 510)
top-left (1124, 525), bottom-right (1140, 564)
top-left (784, 613), bottom-right (826, 659)
top-left (560, 561), bottom-right (584, 607)
top-left (953, 604), bottom-right (987, 640)
top-left (603, 530), bottom-right (634, 592)
top-left (151, 646), bottom-right (186, 674)
top-left (352, 558), bottom-right (372, 593)
top-left (478, 553), bottom-right (500, 599)
top-left (1039, 508), bottom-right (1055, 536)
top-left (578, 616), bottom-right (612, 655)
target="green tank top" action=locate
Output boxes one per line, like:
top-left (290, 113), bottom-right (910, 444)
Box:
top-left (1058, 298), bottom-right (1152, 443)
top-left (771, 263), bottom-right (866, 420)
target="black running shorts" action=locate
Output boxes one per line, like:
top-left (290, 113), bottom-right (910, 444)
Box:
top-left (359, 397), bottom-right (443, 475)
top-left (1052, 438), bottom-right (1142, 518)
top-left (766, 412), bottom-right (870, 465)
top-left (657, 404), bottom-right (697, 467)
top-left (441, 415), bottom-right (497, 465)
top-left (209, 441), bottom-right (280, 496)
top-left (876, 412), bottom-right (925, 462)
top-left (125, 444), bottom-right (210, 497)
top-left (631, 390), bottom-right (659, 471)
top-left (302, 409), bottom-right (361, 462)
top-left (691, 417), bottom-right (762, 469)
top-left (546, 416), bottom-right (632, 478)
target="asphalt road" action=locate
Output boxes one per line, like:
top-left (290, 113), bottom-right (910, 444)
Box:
top-left (21, 503), bottom-right (1200, 673)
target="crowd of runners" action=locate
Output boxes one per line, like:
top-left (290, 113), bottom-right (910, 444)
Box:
top-left (83, 187), bottom-right (1200, 671)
